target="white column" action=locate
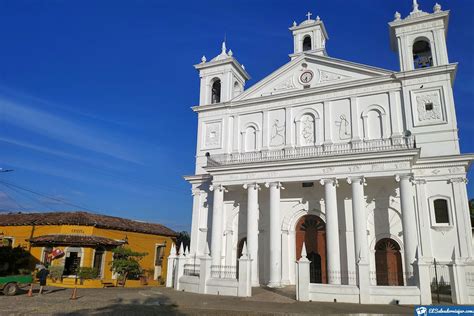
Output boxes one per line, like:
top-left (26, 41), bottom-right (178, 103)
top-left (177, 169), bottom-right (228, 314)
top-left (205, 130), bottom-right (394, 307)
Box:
top-left (210, 184), bottom-right (225, 266)
top-left (347, 176), bottom-right (369, 262)
top-left (189, 189), bottom-right (201, 255)
top-left (320, 178), bottom-right (341, 284)
top-left (413, 179), bottom-right (433, 260)
top-left (396, 174), bottom-right (418, 282)
top-left (449, 177), bottom-right (472, 258)
top-left (244, 183), bottom-right (260, 286)
top-left (347, 176), bottom-right (369, 303)
top-left (266, 182), bottom-right (282, 287)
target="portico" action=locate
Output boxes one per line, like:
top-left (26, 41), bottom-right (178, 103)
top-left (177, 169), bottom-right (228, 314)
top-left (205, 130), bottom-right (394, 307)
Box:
top-left (176, 1), bottom-right (474, 305)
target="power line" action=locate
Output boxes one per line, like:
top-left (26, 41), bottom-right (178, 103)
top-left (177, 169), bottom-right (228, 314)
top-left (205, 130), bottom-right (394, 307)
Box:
top-left (0, 179), bottom-right (103, 214)
top-left (1, 183), bottom-right (55, 212)
top-left (0, 187), bottom-right (27, 212)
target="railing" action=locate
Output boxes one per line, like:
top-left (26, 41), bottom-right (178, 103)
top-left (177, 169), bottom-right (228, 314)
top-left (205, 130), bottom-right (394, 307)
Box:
top-left (369, 271), bottom-right (415, 286)
top-left (210, 265), bottom-right (237, 279)
top-left (309, 270), bottom-right (358, 285)
top-left (207, 136), bottom-right (415, 167)
top-left (183, 264), bottom-right (200, 277)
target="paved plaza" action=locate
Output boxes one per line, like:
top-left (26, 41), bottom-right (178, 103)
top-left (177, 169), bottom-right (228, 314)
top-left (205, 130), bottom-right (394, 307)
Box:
top-left (0, 286), bottom-right (413, 315)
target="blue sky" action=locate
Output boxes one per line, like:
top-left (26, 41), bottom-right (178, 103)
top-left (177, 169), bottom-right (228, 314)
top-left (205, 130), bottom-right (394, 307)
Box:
top-left (0, 1), bottom-right (473, 232)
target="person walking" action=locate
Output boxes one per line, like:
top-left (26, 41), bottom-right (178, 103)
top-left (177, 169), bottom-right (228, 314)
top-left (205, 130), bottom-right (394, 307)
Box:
top-left (36, 264), bottom-right (49, 295)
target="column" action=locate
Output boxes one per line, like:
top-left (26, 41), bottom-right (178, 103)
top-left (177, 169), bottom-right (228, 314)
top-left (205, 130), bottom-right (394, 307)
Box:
top-left (347, 176), bottom-right (369, 263)
top-left (320, 178), bottom-right (341, 284)
top-left (244, 183), bottom-right (260, 286)
top-left (413, 179), bottom-right (433, 260)
top-left (450, 177), bottom-right (472, 258)
top-left (210, 184), bottom-right (225, 266)
top-left (347, 176), bottom-right (369, 303)
top-left (189, 189), bottom-right (201, 255)
top-left (396, 174), bottom-right (418, 283)
top-left (266, 182), bottom-right (282, 287)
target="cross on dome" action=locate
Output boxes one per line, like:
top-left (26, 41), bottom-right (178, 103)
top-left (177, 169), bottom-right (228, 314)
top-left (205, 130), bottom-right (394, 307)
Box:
top-left (306, 12), bottom-right (312, 20)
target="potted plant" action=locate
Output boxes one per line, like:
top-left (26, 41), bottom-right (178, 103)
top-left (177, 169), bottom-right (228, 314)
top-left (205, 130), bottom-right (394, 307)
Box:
top-left (49, 265), bottom-right (64, 283)
top-left (77, 267), bottom-right (99, 285)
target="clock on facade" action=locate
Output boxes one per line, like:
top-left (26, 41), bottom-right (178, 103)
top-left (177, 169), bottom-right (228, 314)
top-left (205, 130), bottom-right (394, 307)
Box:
top-left (300, 71), bottom-right (313, 84)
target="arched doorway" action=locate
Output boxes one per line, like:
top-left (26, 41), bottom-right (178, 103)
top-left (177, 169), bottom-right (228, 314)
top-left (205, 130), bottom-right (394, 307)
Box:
top-left (295, 215), bottom-right (327, 283)
top-left (375, 238), bottom-right (403, 286)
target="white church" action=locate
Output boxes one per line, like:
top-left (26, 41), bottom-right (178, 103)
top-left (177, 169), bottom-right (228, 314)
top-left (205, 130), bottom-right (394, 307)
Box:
top-left (168, 1), bottom-right (474, 305)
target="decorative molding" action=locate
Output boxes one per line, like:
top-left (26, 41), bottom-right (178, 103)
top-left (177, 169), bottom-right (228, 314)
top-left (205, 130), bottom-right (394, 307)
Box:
top-left (274, 77), bottom-right (295, 91)
top-left (203, 121), bottom-right (222, 149)
top-left (346, 176), bottom-right (366, 186)
top-left (319, 178), bottom-right (338, 186)
top-left (448, 177), bottom-right (468, 184)
top-left (319, 70), bottom-right (348, 83)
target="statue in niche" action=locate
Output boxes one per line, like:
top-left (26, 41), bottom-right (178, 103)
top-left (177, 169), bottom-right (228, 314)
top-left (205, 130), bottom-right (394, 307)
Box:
top-left (270, 119), bottom-right (285, 146)
top-left (335, 114), bottom-right (351, 140)
top-left (301, 114), bottom-right (315, 145)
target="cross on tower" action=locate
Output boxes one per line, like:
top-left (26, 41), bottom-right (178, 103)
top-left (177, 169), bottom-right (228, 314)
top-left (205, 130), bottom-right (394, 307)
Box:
top-left (306, 12), bottom-right (312, 20)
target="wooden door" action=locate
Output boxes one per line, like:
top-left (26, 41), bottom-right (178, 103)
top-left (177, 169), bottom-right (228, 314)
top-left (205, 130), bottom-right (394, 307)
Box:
top-left (375, 238), bottom-right (403, 286)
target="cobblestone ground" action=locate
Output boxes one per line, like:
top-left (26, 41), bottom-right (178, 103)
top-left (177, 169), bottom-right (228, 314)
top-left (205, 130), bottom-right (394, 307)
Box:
top-left (0, 285), bottom-right (413, 315)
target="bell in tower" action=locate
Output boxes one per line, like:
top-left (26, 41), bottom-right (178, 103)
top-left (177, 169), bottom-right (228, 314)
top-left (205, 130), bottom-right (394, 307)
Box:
top-left (389, 1), bottom-right (449, 72)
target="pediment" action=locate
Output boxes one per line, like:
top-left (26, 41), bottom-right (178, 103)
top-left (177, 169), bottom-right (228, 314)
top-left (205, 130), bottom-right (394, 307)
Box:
top-left (233, 54), bottom-right (392, 101)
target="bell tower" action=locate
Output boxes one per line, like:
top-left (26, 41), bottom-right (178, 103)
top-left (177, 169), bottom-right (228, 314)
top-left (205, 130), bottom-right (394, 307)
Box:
top-left (289, 12), bottom-right (329, 58)
top-left (194, 42), bottom-right (250, 106)
top-left (389, 1), bottom-right (450, 72)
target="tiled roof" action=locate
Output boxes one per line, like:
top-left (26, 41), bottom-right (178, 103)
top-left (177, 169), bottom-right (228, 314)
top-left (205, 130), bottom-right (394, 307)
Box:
top-left (0, 211), bottom-right (178, 237)
top-left (28, 234), bottom-right (125, 247)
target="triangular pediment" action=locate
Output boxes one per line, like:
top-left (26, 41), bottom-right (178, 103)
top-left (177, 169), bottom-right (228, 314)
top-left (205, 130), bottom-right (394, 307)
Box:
top-left (233, 53), bottom-right (392, 101)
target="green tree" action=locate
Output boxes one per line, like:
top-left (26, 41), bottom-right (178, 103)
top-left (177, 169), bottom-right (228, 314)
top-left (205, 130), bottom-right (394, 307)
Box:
top-left (109, 247), bottom-right (147, 286)
top-left (0, 246), bottom-right (32, 276)
top-left (176, 231), bottom-right (190, 251)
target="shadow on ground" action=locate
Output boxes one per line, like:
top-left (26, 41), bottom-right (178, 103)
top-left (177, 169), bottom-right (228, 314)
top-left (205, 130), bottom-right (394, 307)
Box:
top-left (54, 295), bottom-right (183, 316)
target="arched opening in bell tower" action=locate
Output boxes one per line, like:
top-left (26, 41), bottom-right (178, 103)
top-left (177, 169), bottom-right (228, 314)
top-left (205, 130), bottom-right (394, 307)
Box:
top-left (303, 36), bottom-right (312, 52)
top-left (413, 39), bottom-right (433, 69)
top-left (211, 78), bottom-right (221, 104)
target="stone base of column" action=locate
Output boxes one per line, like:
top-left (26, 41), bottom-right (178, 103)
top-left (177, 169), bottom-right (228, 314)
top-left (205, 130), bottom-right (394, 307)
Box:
top-left (267, 281), bottom-right (283, 288)
top-left (357, 262), bottom-right (370, 304)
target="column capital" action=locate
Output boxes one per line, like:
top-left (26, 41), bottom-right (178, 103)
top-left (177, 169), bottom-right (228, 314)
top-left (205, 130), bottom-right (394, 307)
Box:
top-left (243, 183), bottom-right (261, 190)
top-left (448, 177), bottom-right (468, 184)
top-left (265, 181), bottom-right (284, 189)
top-left (210, 184), bottom-right (227, 192)
top-left (395, 173), bottom-right (414, 183)
top-left (191, 189), bottom-right (202, 196)
top-left (319, 178), bottom-right (338, 186)
top-left (346, 176), bottom-right (366, 186)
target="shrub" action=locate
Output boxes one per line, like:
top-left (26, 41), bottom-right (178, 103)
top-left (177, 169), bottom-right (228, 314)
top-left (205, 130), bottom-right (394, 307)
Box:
top-left (49, 265), bottom-right (64, 281)
top-left (110, 247), bottom-right (147, 286)
top-left (77, 267), bottom-right (99, 280)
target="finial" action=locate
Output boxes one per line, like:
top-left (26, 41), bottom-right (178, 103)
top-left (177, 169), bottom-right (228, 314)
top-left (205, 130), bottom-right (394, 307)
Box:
top-left (301, 242), bottom-right (307, 258)
top-left (292, 21), bottom-right (297, 27)
top-left (241, 241), bottom-right (248, 257)
top-left (228, 49), bottom-right (233, 57)
top-left (178, 243), bottom-right (184, 256)
top-left (170, 243), bottom-right (176, 256)
top-left (316, 15), bottom-right (320, 22)
top-left (433, 3), bottom-right (442, 13)
top-left (394, 11), bottom-right (401, 21)
top-left (221, 41), bottom-right (227, 55)
top-left (185, 246), bottom-right (189, 256)
top-left (306, 11), bottom-right (312, 20)
top-left (201, 55), bottom-right (207, 63)
top-left (412, 0), bottom-right (420, 13)
top-left (241, 64), bottom-right (245, 70)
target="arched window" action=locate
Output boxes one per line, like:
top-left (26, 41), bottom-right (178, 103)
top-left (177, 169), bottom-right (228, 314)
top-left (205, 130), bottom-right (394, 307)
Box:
top-left (433, 199), bottom-right (449, 224)
top-left (211, 79), bottom-right (221, 104)
top-left (367, 110), bottom-right (383, 139)
top-left (233, 81), bottom-right (242, 97)
top-left (413, 39), bottom-right (433, 69)
top-left (300, 114), bottom-right (315, 146)
top-left (303, 36), bottom-right (312, 51)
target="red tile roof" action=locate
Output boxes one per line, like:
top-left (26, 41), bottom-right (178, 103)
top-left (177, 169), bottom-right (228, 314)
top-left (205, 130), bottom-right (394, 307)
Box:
top-left (28, 234), bottom-right (125, 247)
top-left (0, 211), bottom-right (178, 237)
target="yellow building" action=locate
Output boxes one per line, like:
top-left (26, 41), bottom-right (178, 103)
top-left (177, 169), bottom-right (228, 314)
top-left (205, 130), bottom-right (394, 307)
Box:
top-left (0, 211), bottom-right (177, 287)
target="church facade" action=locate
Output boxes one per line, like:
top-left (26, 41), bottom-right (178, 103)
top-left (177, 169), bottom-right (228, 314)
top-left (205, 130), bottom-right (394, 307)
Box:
top-left (181, 1), bottom-right (474, 304)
